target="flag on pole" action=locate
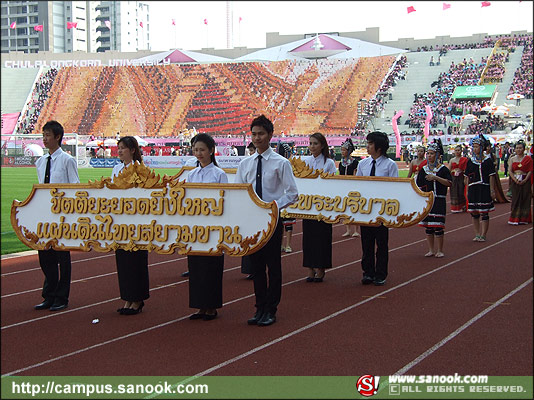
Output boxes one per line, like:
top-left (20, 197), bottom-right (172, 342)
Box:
top-left (407, 6), bottom-right (416, 13)
top-left (239, 17), bottom-right (242, 23)
top-left (140, 21), bottom-right (143, 28)
top-left (67, 21), bottom-right (78, 29)
top-left (204, 18), bottom-right (208, 25)
top-left (481, 1), bottom-right (491, 6)
top-left (105, 20), bottom-right (111, 29)
top-left (443, 3), bottom-right (451, 10)
top-left (10, 21), bottom-right (16, 29)
top-left (171, 19), bottom-right (176, 26)
top-left (34, 24), bottom-right (44, 32)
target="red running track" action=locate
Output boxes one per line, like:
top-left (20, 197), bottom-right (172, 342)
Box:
top-left (1, 181), bottom-right (532, 377)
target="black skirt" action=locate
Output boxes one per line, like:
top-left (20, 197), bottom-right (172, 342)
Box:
top-left (115, 249), bottom-right (150, 302)
top-left (188, 255), bottom-right (224, 309)
top-left (302, 219), bottom-right (332, 269)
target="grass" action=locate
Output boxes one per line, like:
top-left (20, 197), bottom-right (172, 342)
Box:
top-left (1, 167), bottom-right (178, 255)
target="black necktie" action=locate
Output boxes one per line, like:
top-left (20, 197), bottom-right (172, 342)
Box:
top-left (255, 155), bottom-right (263, 200)
top-left (44, 155), bottom-right (51, 183)
top-left (370, 159), bottom-right (376, 177)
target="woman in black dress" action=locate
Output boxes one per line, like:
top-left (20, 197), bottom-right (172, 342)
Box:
top-left (464, 135), bottom-right (496, 242)
top-left (302, 133), bottom-right (337, 282)
top-left (113, 136), bottom-right (149, 315)
top-left (186, 134), bottom-right (228, 320)
top-left (416, 139), bottom-right (452, 258)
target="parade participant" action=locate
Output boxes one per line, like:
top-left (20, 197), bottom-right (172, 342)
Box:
top-left (356, 131), bottom-right (398, 286)
top-left (34, 121), bottom-right (80, 311)
top-left (448, 144), bottom-right (468, 213)
top-left (484, 141), bottom-right (508, 204)
top-left (508, 140), bottom-right (532, 225)
top-left (301, 133), bottom-right (337, 282)
top-left (416, 140), bottom-right (452, 258)
top-left (407, 145), bottom-right (427, 178)
top-left (186, 133), bottom-right (228, 320)
top-left (464, 135), bottom-right (496, 242)
top-left (277, 142), bottom-right (296, 253)
top-left (112, 136), bottom-right (150, 315)
top-left (235, 115), bottom-right (298, 326)
top-left (339, 138), bottom-right (360, 237)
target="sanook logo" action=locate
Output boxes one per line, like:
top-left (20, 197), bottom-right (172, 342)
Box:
top-left (356, 375), bottom-right (380, 397)
top-left (465, 86), bottom-right (487, 93)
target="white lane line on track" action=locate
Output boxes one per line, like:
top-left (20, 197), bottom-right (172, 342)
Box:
top-left (394, 277), bottom-right (533, 376)
top-left (178, 228), bottom-right (531, 382)
top-left (0, 211), bottom-right (511, 323)
top-left (2, 224), bottom-right (529, 377)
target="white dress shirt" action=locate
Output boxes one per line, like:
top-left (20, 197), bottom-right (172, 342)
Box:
top-left (356, 155), bottom-right (398, 178)
top-left (184, 157), bottom-right (199, 167)
top-left (186, 162), bottom-right (228, 183)
top-left (302, 154), bottom-right (337, 174)
top-left (35, 147), bottom-right (79, 184)
top-left (235, 146), bottom-right (298, 209)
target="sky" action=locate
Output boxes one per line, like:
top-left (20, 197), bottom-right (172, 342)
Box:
top-left (148, 1), bottom-right (533, 52)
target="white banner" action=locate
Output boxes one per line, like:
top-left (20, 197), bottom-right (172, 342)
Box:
top-left (143, 156), bottom-right (244, 169)
top-left (11, 163), bottom-right (277, 255)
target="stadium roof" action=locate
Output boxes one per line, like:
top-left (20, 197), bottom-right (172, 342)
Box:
top-left (136, 49), bottom-right (231, 63)
top-left (236, 34), bottom-right (408, 61)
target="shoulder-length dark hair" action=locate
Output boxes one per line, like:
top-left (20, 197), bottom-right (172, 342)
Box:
top-left (310, 132), bottom-right (330, 161)
top-left (117, 136), bottom-right (142, 163)
top-left (193, 133), bottom-right (218, 166)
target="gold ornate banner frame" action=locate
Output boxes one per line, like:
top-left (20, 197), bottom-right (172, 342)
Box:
top-left (11, 163), bottom-right (278, 255)
top-left (175, 157), bottom-right (433, 228)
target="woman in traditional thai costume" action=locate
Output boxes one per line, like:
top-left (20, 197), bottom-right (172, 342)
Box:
top-left (339, 138), bottom-right (360, 237)
top-left (464, 135), bottom-right (496, 242)
top-left (448, 145), bottom-right (468, 213)
top-left (407, 145), bottom-right (427, 178)
top-left (416, 140), bottom-right (452, 257)
top-left (508, 140), bottom-right (533, 225)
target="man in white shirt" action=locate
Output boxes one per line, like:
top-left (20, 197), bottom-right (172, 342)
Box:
top-left (235, 115), bottom-right (298, 326)
top-left (34, 120), bottom-right (80, 311)
top-left (356, 131), bottom-right (398, 286)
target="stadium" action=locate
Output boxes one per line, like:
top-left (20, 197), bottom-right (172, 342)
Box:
top-left (0, 7), bottom-right (533, 395)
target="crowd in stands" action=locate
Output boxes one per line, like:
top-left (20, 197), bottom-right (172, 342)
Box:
top-left (406, 57), bottom-right (487, 128)
top-left (414, 34), bottom-right (532, 53)
top-left (465, 115), bottom-right (506, 136)
top-left (508, 35), bottom-right (533, 99)
top-left (482, 51), bottom-right (508, 83)
top-left (352, 55), bottom-right (408, 135)
top-left (15, 68), bottom-right (58, 135)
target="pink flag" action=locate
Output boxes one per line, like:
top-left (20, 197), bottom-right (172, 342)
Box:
top-left (34, 24), bottom-right (44, 32)
top-left (392, 110), bottom-right (404, 158)
top-left (407, 5), bottom-right (416, 13)
top-left (140, 21), bottom-right (143, 28)
top-left (67, 21), bottom-right (77, 29)
top-left (239, 16), bottom-right (242, 22)
top-left (203, 18), bottom-right (208, 25)
top-left (171, 19), bottom-right (176, 26)
top-left (105, 20), bottom-right (111, 29)
top-left (10, 21), bottom-right (16, 29)
top-left (481, 1), bottom-right (491, 6)
top-left (424, 105), bottom-right (433, 141)
top-left (443, 3), bottom-right (451, 10)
